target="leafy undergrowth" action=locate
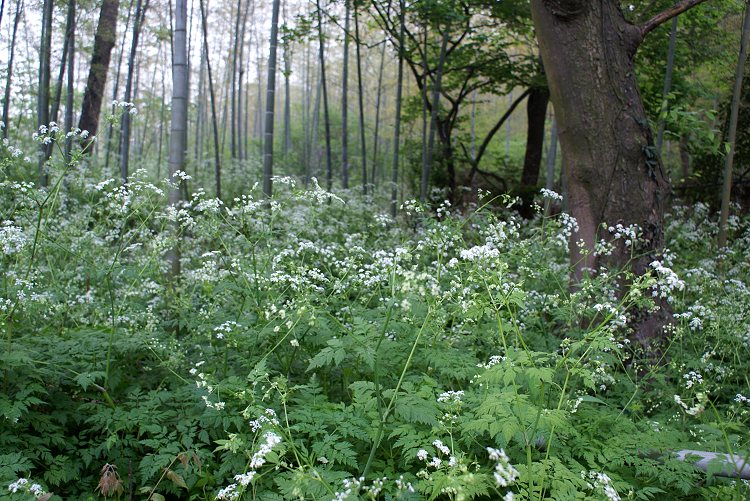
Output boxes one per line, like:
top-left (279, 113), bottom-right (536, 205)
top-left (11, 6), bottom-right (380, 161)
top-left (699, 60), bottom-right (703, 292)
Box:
top-left (1, 150), bottom-right (749, 500)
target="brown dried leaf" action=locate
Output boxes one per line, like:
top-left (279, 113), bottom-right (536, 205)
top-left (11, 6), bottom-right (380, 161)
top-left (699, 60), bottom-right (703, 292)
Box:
top-left (166, 469), bottom-right (188, 489)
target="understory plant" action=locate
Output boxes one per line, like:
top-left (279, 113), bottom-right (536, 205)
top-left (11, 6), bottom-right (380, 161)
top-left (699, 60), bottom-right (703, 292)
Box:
top-left (1, 127), bottom-right (749, 500)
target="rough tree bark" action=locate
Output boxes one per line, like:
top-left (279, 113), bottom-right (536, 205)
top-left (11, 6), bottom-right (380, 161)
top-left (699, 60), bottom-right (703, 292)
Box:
top-left (529, 0), bottom-right (711, 345)
top-left (79, 0), bottom-right (120, 150)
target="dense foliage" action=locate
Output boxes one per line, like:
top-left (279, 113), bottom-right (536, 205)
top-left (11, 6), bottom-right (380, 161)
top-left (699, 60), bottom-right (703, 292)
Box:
top-left (1, 134), bottom-right (749, 500)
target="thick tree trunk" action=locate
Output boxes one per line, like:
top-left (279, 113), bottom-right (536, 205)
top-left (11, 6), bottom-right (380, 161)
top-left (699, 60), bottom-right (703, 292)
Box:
top-left (530, 0), bottom-right (677, 345)
top-left (519, 85), bottom-right (550, 218)
top-left (79, 0), bottom-right (120, 150)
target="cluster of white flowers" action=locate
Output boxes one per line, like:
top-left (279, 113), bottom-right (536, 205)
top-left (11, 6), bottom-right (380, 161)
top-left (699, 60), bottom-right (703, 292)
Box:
top-left (250, 431), bottom-right (282, 469)
top-left (416, 439), bottom-right (460, 474)
top-left (460, 243), bottom-right (500, 263)
top-left (540, 188), bottom-right (563, 201)
top-left (249, 408), bottom-right (279, 432)
top-left (2, 137), bottom-right (24, 158)
top-left (477, 355), bottom-right (505, 369)
top-left (64, 127), bottom-right (90, 139)
top-left (683, 371), bottom-right (703, 390)
top-left (649, 260), bottom-right (685, 301)
top-left (487, 447), bottom-right (519, 488)
top-left (374, 213), bottom-right (392, 227)
top-left (172, 170), bottom-right (192, 181)
top-left (735, 394), bottom-right (749, 404)
top-left (214, 321), bottom-right (241, 340)
top-left (400, 199), bottom-right (424, 215)
top-left (32, 121), bottom-right (61, 144)
top-left (607, 223), bottom-right (641, 248)
top-left (554, 212), bottom-right (579, 247)
top-left (0, 222), bottom-right (27, 255)
top-left (7, 478), bottom-right (46, 497)
top-left (112, 100), bottom-right (138, 115)
top-left (582, 470), bottom-right (620, 501)
top-left (216, 415), bottom-right (283, 500)
top-left (437, 390), bottom-right (464, 404)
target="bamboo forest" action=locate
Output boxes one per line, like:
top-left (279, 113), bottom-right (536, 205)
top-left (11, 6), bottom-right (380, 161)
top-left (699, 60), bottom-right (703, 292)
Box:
top-left (2, 0), bottom-right (750, 499)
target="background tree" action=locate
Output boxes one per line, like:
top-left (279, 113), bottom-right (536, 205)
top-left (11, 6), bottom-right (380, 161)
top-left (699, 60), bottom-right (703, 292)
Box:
top-left (262, 0), bottom-right (281, 197)
top-left (168, 0), bottom-right (189, 276)
top-left (79, 0), bottom-right (120, 150)
top-left (37, 0), bottom-right (53, 186)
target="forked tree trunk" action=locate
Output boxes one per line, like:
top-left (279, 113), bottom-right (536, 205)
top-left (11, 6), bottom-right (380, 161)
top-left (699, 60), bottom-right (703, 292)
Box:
top-left (529, 0), bottom-right (709, 345)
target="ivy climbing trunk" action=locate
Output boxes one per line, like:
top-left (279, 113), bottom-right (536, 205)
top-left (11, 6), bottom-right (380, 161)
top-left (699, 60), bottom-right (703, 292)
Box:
top-left (529, 0), bottom-right (710, 346)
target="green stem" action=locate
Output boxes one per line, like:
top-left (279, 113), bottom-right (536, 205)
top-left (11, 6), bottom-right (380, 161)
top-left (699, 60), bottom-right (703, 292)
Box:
top-left (361, 308), bottom-right (432, 479)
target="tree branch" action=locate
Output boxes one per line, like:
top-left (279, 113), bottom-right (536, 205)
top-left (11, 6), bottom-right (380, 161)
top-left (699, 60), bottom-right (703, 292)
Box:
top-left (472, 88), bottom-right (531, 168)
top-left (640, 0), bottom-right (711, 39)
